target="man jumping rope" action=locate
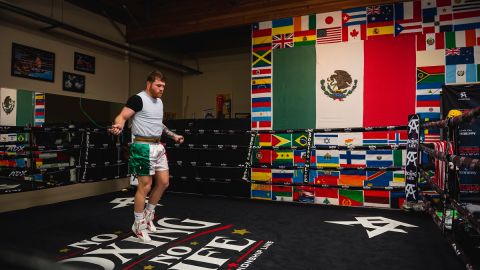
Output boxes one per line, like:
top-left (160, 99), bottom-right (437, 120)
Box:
top-left (109, 70), bottom-right (184, 242)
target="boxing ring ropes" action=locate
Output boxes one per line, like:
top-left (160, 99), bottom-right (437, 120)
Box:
top-left (166, 108), bottom-right (480, 269)
top-left (0, 126), bottom-right (130, 187)
top-left (414, 106), bottom-right (480, 229)
top-left (1, 112), bottom-right (479, 267)
top-left (164, 109), bottom-right (480, 222)
top-left (166, 127), bottom-right (408, 190)
top-left (412, 107), bottom-right (480, 270)
top-left (239, 108), bottom-right (479, 269)
top-left (0, 113), bottom-right (480, 265)
top-left (1, 114), bottom-right (478, 207)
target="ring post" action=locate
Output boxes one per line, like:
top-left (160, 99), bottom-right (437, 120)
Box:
top-left (406, 114), bottom-right (420, 203)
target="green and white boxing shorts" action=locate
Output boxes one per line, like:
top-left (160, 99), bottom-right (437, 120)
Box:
top-left (129, 142), bottom-right (168, 176)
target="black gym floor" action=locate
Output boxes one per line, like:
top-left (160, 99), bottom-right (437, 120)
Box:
top-left (0, 190), bottom-right (467, 270)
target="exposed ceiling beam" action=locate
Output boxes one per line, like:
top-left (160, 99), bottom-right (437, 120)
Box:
top-left (126, 0), bottom-right (400, 42)
top-left (0, 1), bottom-right (202, 74)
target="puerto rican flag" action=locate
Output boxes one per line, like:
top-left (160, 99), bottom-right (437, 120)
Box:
top-left (394, 0), bottom-right (422, 36)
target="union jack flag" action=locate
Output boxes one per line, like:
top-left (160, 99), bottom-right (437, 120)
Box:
top-left (272, 33), bottom-right (294, 49)
top-left (367, 6), bottom-right (381, 15)
top-left (445, 48), bottom-right (461, 56)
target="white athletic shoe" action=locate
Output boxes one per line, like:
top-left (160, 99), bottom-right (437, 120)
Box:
top-left (144, 209), bottom-right (157, 233)
top-left (132, 219), bottom-right (151, 242)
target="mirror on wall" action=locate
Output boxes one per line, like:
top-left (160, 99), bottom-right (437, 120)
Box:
top-left (44, 93), bottom-right (123, 126)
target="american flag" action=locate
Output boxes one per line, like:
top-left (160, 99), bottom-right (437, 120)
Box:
top-left (424, 133), bottom-right (440, 143)
top-left (316, 27), bottom-right (342, 44)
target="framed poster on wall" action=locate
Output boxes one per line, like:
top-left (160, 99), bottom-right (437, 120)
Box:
top-left (11, 43), bottom-right (55, 82)
top-left (63, 72), bottom-right (85, 93)
top-left (74, 52), bottom-right (95, 74)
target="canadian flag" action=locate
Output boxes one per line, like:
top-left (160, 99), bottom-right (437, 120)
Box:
top-left (342, 24), bottom-right (367, 42)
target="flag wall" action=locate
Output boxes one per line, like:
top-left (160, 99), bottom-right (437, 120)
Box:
top-left (251, 1), bottom-right (480, 132)
top-left (250, 0), bottom-right (480, 208)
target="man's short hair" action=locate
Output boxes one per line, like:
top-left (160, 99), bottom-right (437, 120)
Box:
top-left (147, 70), bottom-right (166, 83)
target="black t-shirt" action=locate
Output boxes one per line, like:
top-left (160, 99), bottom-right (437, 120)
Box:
top-left (125, 95), bottom-right (142, 112)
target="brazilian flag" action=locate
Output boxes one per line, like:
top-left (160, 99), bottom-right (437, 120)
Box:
top-left (293, 133), bottom-right (308, 147)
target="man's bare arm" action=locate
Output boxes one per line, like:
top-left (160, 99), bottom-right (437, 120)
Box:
top-left (162, 124), bottom-right (184, 143)
top-left (109, 107), bottom-right (135, 135)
